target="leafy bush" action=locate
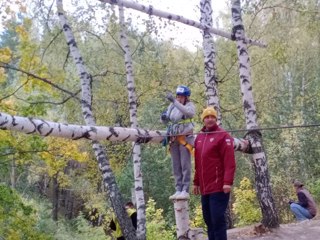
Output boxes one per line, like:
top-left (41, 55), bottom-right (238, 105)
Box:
top-left (0, 184), bottom-right (51, 240)
top-left (146, 198), bottom-right (175, 240)
top-left (232, 177), bottom-right (262, 226)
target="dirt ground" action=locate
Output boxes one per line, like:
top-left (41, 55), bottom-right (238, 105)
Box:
top-left (227, 219), bottom-right (320, 240)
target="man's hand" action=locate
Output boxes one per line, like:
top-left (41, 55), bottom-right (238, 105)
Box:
top-left (288, 199), bottom-right (294, 205)
top-left (223, 185), bottom-right (232, 193)
top-left (166, 92), bottom-right (175, 102)
top-left (193, 185), bottom-right (200, 195)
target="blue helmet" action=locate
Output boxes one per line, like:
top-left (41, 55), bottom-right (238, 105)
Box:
top-left (176, 85), bottom-right (191, 96)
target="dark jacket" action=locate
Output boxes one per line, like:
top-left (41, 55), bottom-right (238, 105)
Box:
top-left (193, 124), bottom-right (236, 195)
top-left (297, 188), bottom-right (317, 217)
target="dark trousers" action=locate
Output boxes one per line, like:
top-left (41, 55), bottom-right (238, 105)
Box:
top-left (201, 192), bottom-right (230, 240)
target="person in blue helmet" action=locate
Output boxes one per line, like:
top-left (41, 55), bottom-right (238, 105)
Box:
top-left (161, 85), bottom-right (196, 200)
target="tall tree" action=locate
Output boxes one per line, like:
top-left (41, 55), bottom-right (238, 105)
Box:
top-left (230, 0), bottom-right (279, 228)
top-left (119, 5), bottom-right (146, 239)
top-left (200, 0), bottom-right (221, 121)
top-left (56, 0), bottom-right (136, 239)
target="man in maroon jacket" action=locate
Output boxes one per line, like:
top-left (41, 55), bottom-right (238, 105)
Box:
top-left (193, 107), bottom-right (236, 240)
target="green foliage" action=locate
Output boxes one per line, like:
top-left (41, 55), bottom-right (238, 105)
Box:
top-left (190, 204), bottom-right (206, 231)
top-left (0, 184), bottom-right (52, 240)
top-left (306, 180), bottom-right (320, 205)
top-left (52, 214), bottom-right (106, 240)
top-left (146, 198), bottom-right (175, 240)
top-left (233, 177), bottom-right (262, 227)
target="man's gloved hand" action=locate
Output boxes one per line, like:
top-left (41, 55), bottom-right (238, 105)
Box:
top-left (161, 112), bottom-right (168, 121)
top-left (166, 92), bottom-right (175, 102)
top-left (288, 199), bottom-right (294, 205)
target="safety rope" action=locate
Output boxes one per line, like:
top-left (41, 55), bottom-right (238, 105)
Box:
top-left (158, 122), bottom-right (320, 138)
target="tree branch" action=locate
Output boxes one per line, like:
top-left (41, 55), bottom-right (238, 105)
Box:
top-left (0, 62), bottom-right (81, 102)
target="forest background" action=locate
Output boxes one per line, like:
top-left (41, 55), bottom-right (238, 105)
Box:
top-left (1, 0), bottom-right (320, 239)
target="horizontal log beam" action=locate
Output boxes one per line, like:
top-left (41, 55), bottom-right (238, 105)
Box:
top-left (99, 0), bottom-right (266, 48)
top-left (0, 112), bottom-right (250, 152)
top-left (0, 112), bottom-right (165, 143)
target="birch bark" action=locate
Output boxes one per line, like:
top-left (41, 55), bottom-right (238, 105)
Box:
top-left (200, 0), bottom-right (221, 122)
top-left (56, 0), bottom-right (137, 238)
top-left (119, 5), bottom-right (146, 239)
top-left (0, 112), bottom-right (165, 142)
top-left (99, 0), bottom-right (265, 47)
top-left (199, 0), bottom-right (250, 152)
top-left (230, 0), bottom-right (279, 228)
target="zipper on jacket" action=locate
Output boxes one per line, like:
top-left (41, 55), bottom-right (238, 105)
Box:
top-left (215, 167), bottom-right (218, 184)
top-left (201, 134), bottom-right (207, 193)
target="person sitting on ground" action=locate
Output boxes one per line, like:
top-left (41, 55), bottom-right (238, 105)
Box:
top-left (289, 180), bottom-right (317, 221)
top-left (109, 201), bottom-right (137, 240)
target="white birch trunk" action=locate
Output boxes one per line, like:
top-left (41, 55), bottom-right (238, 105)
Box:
top-left (199, 0), bottom-right (250, 153)
top-left (173, 200), bottom-right (205, 240)
top-left (173, 200), bottom-right (190, 239)
top-left (0, 111), bottom-right (250, 151)
top-left (199, 0), bottom-right (251, 153)
top-left (0, 112), bottom-right (165, 142)
top-left (99, 0), bottom-right (266, 47)
top-left (56, 0), bottom-right (137, 239)
top-left (230, 0), bottom-right (279, 228)
top-left (119, 6), bottom-right (146, 239)
top-left (200, 0), bottom-right (221, 122)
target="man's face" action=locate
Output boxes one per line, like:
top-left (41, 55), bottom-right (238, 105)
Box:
top-left (204, 115), bottom-right (217, 128)
top-left (176, 95), bottom-right (187, 104)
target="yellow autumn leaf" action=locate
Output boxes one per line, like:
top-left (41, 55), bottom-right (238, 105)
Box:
top-left (0, 68), bottom-right (6, 84)
top-left (0, 47), bottom-right (12, 63)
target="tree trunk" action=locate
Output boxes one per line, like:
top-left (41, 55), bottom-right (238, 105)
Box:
top-left (0, 111), bottom-right (166, 143)
top-left (56, 0), bottom-right (136, 239)
top-left (119, 5), bottom-right (146, 239)
top-left (200, 0), bottom-right (221, 122)
top-left (230, 0), bottom-right (279, 228)
top-left (52, 175), bottom-right (59, 221)
top-left (173, 200), bottom-right (190, 239)
top-left (199, 0), bottom-right (251, 153)
top-left (10, 157), bottom-right (16, 189)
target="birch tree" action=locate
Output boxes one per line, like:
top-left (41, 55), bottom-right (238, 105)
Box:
top-left (200, 0), bottom-right (221, 122)
top-left (56, 0), bottom-right (136, 238)
top-left (119, 5), bottom-right (146, 238)
top-left (230, 0), bottom-right (279, 228)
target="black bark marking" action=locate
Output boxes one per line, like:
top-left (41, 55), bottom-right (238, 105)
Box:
top-left (12, 117), bottom-right (18, 126)
top-left (44, 128), bottom-right (54, 136)
top-left (0, 119), bottom-right (9, 127)
top-left (122, 135), bottom-right (130, 141)
top-left (239, 63), bottom-right (247, 70)
top-left (239, 48), bottom-right (247, 56)
top-left (106, 127), bottom-right (119, 140)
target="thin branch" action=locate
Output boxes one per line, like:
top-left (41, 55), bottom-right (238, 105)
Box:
top-left (63, 50), bottom-right (70, 70)
top-left (0, 62), bottom-right (81, 101)
top-left (0, 80), bottom-right (29, 101)
top-left (14, 89), bottom-right (81, 105)
top-left (84, 30), bottom-right (108, 55)
top-left (131, 32), bottom-right (148, 57)
top-left (41, 29), bottom-right (63, 63)
top-left (105, 28), bottom-right (125, 53)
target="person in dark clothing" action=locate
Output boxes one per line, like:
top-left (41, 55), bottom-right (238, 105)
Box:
top-left (193, 107), bottom-right (236, 240)
top-left (289, 180), bottom-right (317, 221)
top-left (109, 202), bottom-right (137, 240)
